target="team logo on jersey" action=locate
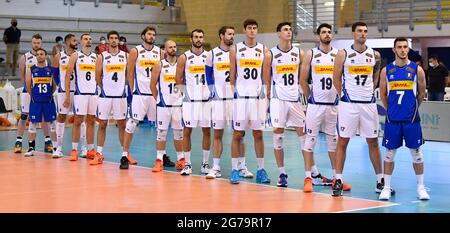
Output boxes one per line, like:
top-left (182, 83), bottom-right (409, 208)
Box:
top-left (241, 53), bottom-right (245, 57)
top-left (350, 59), bottom-right (355, 64)
top-left (365, 53), bottom-right (373, 58)
top-left (275, 64), bottom-right (297, 74)
top-left (274, 53), bottom-right (282, 59)
top-left (348, 66), bottom-right (372, 75)
top-left (314, 53), bottom-right (321, 58)
top-left (189, 65), bottom-right (205, 74)
top-left (389, 80), bottom-right (414, 90)
top-left (255, 48), bottom-right (262, 53)
top-left (389, 74), bottom-right (394, 80)
top-left (218, 57), bottom-right (222, 61)
top-left (340, 127), bottom-right (345, 131)
top-left (190, 60), bottom-right (194, 64)
top-left (106, 64), bottom-right (125, 72)
top-left (278, 60), bottom-right (281, 63)
top-left (315, 60), bottom-right (320, 63)
top-left (406, 67), bottom-right (415, 73)
top-left (216, 52), bottom-right (223, 57)
top-left (314, 65), bottom-right (333, 74)
top-left (238, 47), bottom-right (246, 52)
top-left (348, 53), bottom-right (356, 58)
top-left (240, 59), bottom-right (262, 68)
top-left (216, 63), bottom-right (230, 71)
top-left (291, 52), bottom-right (298, 57)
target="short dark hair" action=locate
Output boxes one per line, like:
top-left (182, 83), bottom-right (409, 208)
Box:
top-left (141, 26), bottom-right (156, 36)
top-left (191, 29), bottom-right (204, 38)
top-left (119, 36), bottom-right (126, 42)
top-left (107, 30), bottom-right (120, 40)
top-left (219, 26), bottom-right (235, 37)
top-left (351, 21), bottom-right (367, 32)
top-left (36, 48), bottom-right (47, 55)
top-left (55, 36), bottom-right (63, 43)
top-left (429, 55), bottom-right (439, 61)
top-left (64, 33), bottom-right (75, 43)
top-left (32, 33), bottom-right (42, 40)
top-left (243, 19), bottom-right (258, 29)
top-left (276, 22), bottom-right (291, 32)
top-left (80, 33), bottom-right (90, 40)
top-left (393, 37), bottom-right (408, 47)
top-left (316, 23), bottom-right (332, 35)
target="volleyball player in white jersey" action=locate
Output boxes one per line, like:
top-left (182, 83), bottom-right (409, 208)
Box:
top-left (149, 40), bottom-right (185, 172)
top-left (332, 22), bottom-right (392, 196)
top-left (64, 33), bottom-right (98, 162)
top-left (14, 34), bottom-right (53, 154)
top-left (90, 31), bottom-right (128, 167)
top-left (300, 23), bottom-right (349, 193)
top-left (121, 26), bottom-right (163, 169)
top-left (175, 29), bottom-right (212, 176)
top-left (229, 19), bottom-right (269, 184)
top-left (52, 34), bottom-right (87, 157)
top-left (263, 22), bottom-right (305, 188)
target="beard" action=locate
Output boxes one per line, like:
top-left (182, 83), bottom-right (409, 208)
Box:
top-left (70, 44), bottom-right (78, 50)
top-left (145, 38), bottom-right (154, 45)
top-left (168, 51), bottom-right (177, 56)
top-left (224, 39), bottom-right (233, 46)
top-left (192, 42), bottom-right (203, 48)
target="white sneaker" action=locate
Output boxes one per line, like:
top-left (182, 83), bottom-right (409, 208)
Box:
top-left (24, 149), bottom-right (34, 157)
top-left (417, 185), bottom-right (430, 200)
top-left (206, 169), bottom-right (221, 179)
top-left (80, 146), bottom-right (88, 158)
top-left (378, 187), bottom-right (392, 200)
top-left (200, 163), bottom-right (210, 175)
top-left (180, 164), bottom-right (192, 176)
top-left (52, 150), bottom-right (63, 159)
top-left (238, 166), bottom-right (254, 178)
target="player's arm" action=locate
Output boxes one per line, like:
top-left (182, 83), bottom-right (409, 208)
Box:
top-left (332, 49), bottom-right (346, 97)
top-left (417, 66), bottom-right (427, 106)
top-left (126, 48), bottom-right (137, 91)
top-left (19, 54), bottom-right (25, 83)
top-left (150, 61), bottom-right (162, 101)
top-left (95, 54), bottom-right (103, 88)
top-left (262, 48), bottom-right (272, 100)
top-left (229, 45), bottom-right (237, 90)
top-left (51, 52), bottom-right (61, 87)
top-left (373, 50), bottom-right (382, 89)
top-left (175, 54), bottom-right (186, 95)
top-left (299, 49), bottom-right (312, 99)
top-left (379, 67), bottom-right (388, 109)
top-left (52, 76), bottom-right (57, 94)
top-left (25, 66), bottom-right (32, 97)
top-left (63, 53), bottom-right (77, 107)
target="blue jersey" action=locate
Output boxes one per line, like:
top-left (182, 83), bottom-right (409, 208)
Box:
top-left (385, 61), bottom-right (419, 123)
top-left (30, 65), bottom-right (54, 103)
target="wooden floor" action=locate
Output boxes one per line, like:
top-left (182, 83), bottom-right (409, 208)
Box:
top-left (0, 150), bottom-right (395, 213)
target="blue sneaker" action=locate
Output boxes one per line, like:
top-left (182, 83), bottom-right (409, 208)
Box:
top-left (229, 169), bottom-right (240, 184)
top-left (277, 173), bottom-right (288, 187)
top-left (256, 169), bottom-right (271, 183)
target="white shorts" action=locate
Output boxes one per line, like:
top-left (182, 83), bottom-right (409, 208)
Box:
top-left (232, 98), bottom-right (267, 131)
top-left (129, 95), bottom-right (156, 121)
top-left (20, 92), bottom-right (31, 113)
top-left (212, 99), bottom-right (233, 129)
top-left (337, 101), bottom-right (379, 138)
top-left (269, 98), bottom-right (305, 129)
top-left (157, 106), bottom-right (183, 130)
top-left (73, 94), bottom-right (98, 116)
top-left (182, 101), bottom-right (211, 128)
top-left (97, 97), bottom-right (127, 120)
top-left (57, 92), bottom-right (74, 115)
top-left (305, 104), bottom-right (337, 136)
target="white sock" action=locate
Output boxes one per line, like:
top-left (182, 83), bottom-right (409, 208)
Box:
top-left (202, 150), bottom-right (210, 164)
top-left (305, 171), bottom-right (312, 178)
top-left (278, 167), bottom-right (286, 175)
top-left (185, 151), bottom-right (191, 164)
top-left (237, 157), bottom-right (246, 169)
top-left (256, 158), bottom-right (264, 170)
top-left (213, 158), bottom-right (220, 170)
top-left (335, 173), bottom-right (343, 180)
top-left (162, 150), bottom-right (166, 155)
top-left (80, 122), bottom-right (87, 147)
top-left (384, 174), bottom-right (391, 188)
top-left (176, 152), bottom-right (184, 161)
top-left (72, 142), bottom-right (78, 150)
top-left (88, 144), bottom-right (94, 150)
top-left (417, 174), bottom-right (424, 186)
top-left (311, 165), bottom-right (319, 176)
top-left (97, 146), bottom-right (103, 154)
top-left (332, 169), bottom-right (336, 178)
top-left (122, 151), bottom-right (128, 158)
top-left (157, 150), bottom-right (164, 161)
top-left (377, 173), bottom-right (383, 183)
top-left (231, 158), bottom-right (238, 170)
top-left (56, 122), bottom-right (65, 148)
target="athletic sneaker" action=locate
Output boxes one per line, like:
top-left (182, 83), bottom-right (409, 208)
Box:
top-left (86, 149), bottom-right (96, 160)
top-left (332, 179), bottom-right (344, 197)
top-left (176, 158), bottom-right (185, 171)
top-left (376, 178), bottom-right (395, 195)
top-left (303, 177), bottom-right (313, 193)
top-left (417, 185), bottom-right (430, 200)
top-left (277, 173), bottom-right (288, 187)
top-left (152, 159), bottom-right (163, 172)
top-left (255, 169), bottom-right (271, 183)
top-left (44, 141), bottom-right (53, 153)
top-left (206, 169), bottom-right (221, 179)
top-left (229, 169), bottom-right (240, 184)
top-left (119, 156), bottom-right (129, 169)
top-left (379, 187), bottom-right (392, 200)
top-left (52, 149), bottom-right (63, 159)
top-left (14, 141), bottom-right (22, 153)
top-left (24, 148), bottom-right (34, 157)
top-left (68, 149), bottom-right (78, 161)
top-left (312, 173), bottom-right (333, 186)
top-left (127, 153), bottom-right (138, 165)
top-left (200, 163), bottom-right (210, 175)
top-left (89, 152), bottom-right (104, 165)
top-left (80, 146), bottom-right (88, 158)
top-left (238, 166), bottom-right (254, 178)
top-left (180, 164), bottom-right (192, 176)
top-left (163, 154), bottom-right (175, 167)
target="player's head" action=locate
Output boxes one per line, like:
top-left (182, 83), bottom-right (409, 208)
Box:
top-left (80, 33), bottom-right (92, 48)
top-left (393, 37), bottom-right (409, 60)
top-left (64, 33), bottom-right (77, 50)
top-left (164, 40), bottom-right (177, 57)
top-left (190, 29), bottom-right (204, 49)
top-left (219, 26), bottom-right (235, 46)
top-left (276, 22), bottom-right (292, 41)
top-left (35, 48), bottom-right (47, 63)
top-left (31, 34), bottom-right (42, 52)
top-left (141, 26), bottom-right (156, 45)
top-left (316, 23), bottom-right (332, 44)
top-left (351, 21), bottom-right (368, 44)
top-left (243, 19), bottom-right (258, 39)
top-left (107, 30), bottom-right (120, 48)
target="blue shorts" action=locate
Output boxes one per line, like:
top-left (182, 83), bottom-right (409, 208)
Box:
top-left (382, 122), bottom-right (424, 150)
top-left (29, 102), bottom-right (57, 123)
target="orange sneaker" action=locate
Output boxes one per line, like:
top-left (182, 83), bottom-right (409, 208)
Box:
top-left (86, 149), bottom-right (96, 160)
top-left (303, 177), bottom-right (314, 193)
top-left (152, 159), bottom-right (163, 172)
top-left (332, 178), bottom-right (352, 191)
top-left (127, 153), bottom-right (138, 165)
top-left (89, 152), bottom-right (104, 165)
top-left (68, 149), bottom-right (78, 161)
top-left (175, 158), bottom-right (185, 171)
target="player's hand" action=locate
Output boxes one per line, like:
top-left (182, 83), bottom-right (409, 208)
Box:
top-left (63, 97), bottom-right (70, 108)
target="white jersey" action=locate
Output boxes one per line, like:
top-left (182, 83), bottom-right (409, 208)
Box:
top-left (207, 47), bottom-right (233, 100)
top-left (183, 49), bottom-right (209, 101)
top-left (23, 51), bottom-right (47, 92)
top-left (58, 50), bottom-right (75, 92)
top-left (158, 59), bottom-right (182, 106)
top-left (100, 50), bottom-right (127, 97)
top-left (235, 42), bottom-right (264, 98)
top-left (74, 51), bottom-right (97, 95)
top-left (134, 44), bottom-right (160, 95)
top-left (309, 47), bottom-right (339, 105)
top-left (270, 45), bottom-right (300, 101)
top-left (342, 45), bottom-right (376, 103)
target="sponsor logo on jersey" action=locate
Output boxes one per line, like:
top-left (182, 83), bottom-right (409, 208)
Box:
top-left (189, 65), bottom-right (206, 74)
top-left (239, 59), bottom-right (262, 68)
top-left (275, 64), bottom-right (297, 74)
top-left (106, 64), bottom-right (125, 72)
top-left (163, 74), bottom-right (176, 83)
top-left (140, 60), bottom-right (157, 68)
top-left (348, 65), bottom-right (373, 75)
top-left (389, 80), bottom-right (414, 90)
top-left (314, 65), bottom-right (334, 74)
top-left (61, 64), bottom-right (68, 71)
top-left (215, 62), bottom-right (230, 71)
top-left (78, 64), bottom-right (96, 71)
top-left (33, 77), bottom-right (52, 84)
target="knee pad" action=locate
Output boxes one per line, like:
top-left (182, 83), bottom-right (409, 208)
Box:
top-left (20, 113), bottom-right (28, 121)
top-left (157, 129), bottom-right (168, 142)
top-left (303, 135), bottom-right (317, 152)
top-left (327, 135), bottom-right (338, 152)
top-left (28, 122), bottom-right (37, 133)
top-left (49, 121), bottom-right (56, 132)
top-left (173, 129), bottom-right (183, 141)
top-left (384, 149), bottom-right (396, 163)
top-left (299, 135), bottom-right (306, 151)
top-left (125, 119), bottom-right (138, 134)
top-left (410, 148), bottom-right (424, 164)
top-left (273, 133), bottom-right (284, 150)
